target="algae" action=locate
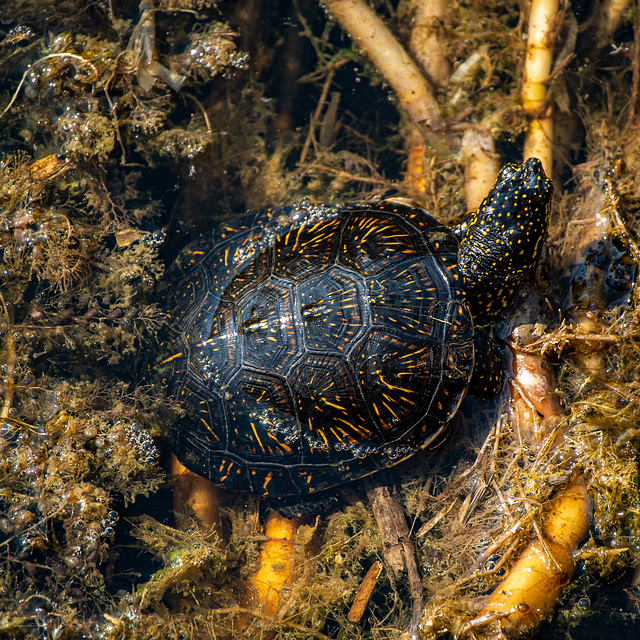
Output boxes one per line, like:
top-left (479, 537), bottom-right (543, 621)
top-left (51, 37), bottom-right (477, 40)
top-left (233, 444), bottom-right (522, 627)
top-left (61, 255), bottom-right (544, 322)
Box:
top-left (0, 0), bottom-right (640, 639)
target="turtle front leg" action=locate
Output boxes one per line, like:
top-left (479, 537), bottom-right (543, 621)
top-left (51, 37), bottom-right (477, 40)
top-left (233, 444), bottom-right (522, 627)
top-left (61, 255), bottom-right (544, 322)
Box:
top-left (467, 329), bottom-right (504, 399)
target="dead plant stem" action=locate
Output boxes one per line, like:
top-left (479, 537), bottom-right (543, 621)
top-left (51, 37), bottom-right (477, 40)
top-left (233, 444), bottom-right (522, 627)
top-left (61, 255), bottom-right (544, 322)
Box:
top-left (322, 0), bottom-right (444, 140)
top-left (522, 0), bottom-right (560, 174)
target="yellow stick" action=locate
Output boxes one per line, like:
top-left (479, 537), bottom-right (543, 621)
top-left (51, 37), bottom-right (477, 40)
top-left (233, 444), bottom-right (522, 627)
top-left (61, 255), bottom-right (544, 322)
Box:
top-left (477, 479), bottom-right (591, 636)
top-left (244, 510), bottom-right (302, 618)
top-left (522, 0), bottom-right (559, 175)
top-left (170, 453), bottom-right (224, 534)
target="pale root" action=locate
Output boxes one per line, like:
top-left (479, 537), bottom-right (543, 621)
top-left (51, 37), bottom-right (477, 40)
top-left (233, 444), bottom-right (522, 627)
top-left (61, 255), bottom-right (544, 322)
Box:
top-left (323, 0), bottom-right (443, 135)
top-left (479, 480), bottom-right (591, 636)
top-left (245, 510), bottom-right (301, 618)
top-left (522, 0), bottom-right (559, 175)
top-left (462, 128), bottom-right (500, 212)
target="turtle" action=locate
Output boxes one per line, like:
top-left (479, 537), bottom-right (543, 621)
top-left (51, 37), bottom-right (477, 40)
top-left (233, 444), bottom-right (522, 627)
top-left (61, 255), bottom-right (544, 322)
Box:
top-left (156, 157), bottom-right (553, 509)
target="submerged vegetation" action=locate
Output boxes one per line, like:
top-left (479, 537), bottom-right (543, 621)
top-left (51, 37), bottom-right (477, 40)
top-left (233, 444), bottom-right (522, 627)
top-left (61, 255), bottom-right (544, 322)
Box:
top-left (0, 0), bottom-right (639, 638)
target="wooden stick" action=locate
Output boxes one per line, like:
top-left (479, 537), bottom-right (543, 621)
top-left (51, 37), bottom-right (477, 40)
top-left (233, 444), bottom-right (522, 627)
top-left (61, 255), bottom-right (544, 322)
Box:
top-left (408, 0), bottom-right (451, 87)
top-left (461, 128), bottom-right (500, 212)
top-left (364, 472), bottom-right (423, 633)
top-left (243, 509), bottom-right (302, 619)
top-left (522, 0), bottom-right (559, 175)
top-left (476, 479), bottom-right (591, 636)
top-left (322, 0), bottom-right (444, 139)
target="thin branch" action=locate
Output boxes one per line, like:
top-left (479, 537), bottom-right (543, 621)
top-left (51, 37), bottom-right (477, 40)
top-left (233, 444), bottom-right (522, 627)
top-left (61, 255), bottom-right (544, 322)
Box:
top-left (0, 54), bottom-right (98, 122)
top-left (322, 0), bottom-right (444, 140)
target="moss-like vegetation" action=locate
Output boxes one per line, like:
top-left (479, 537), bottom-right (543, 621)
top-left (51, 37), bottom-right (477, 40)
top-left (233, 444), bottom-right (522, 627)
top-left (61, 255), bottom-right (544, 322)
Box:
top-left (1, 0), bottom-right (640, 639)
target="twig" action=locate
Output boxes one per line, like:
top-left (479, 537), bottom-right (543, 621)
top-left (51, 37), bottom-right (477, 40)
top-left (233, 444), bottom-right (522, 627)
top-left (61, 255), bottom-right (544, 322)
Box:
top-left (522, 0), bottom-right (560, 173)
top-left (474, 512), bottom-right (536, 569)
top-left (0, 295), bottom-right (15, 420)
top-left (455, 536), bottom-right (520, 588)
top-left (300, 63), bottom-right (343, 165)
top-left (0, 53), bottom-right (98, 122)
top-left (347, 560), bottom-right (383, 623)
top-left (364, 472), bottom-right (423, 634)
top-left (300, 163), bottom-right (389, 185)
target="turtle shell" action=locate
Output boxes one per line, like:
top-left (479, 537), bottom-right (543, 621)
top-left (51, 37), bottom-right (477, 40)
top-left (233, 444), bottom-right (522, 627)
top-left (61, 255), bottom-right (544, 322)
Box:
top-left (157, 199), bottom-right (474, 501)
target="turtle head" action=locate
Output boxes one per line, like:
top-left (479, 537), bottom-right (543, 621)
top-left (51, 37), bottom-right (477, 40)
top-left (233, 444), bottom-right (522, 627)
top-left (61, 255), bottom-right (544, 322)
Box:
top-left (457, 157), bottom-right (553, 324)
